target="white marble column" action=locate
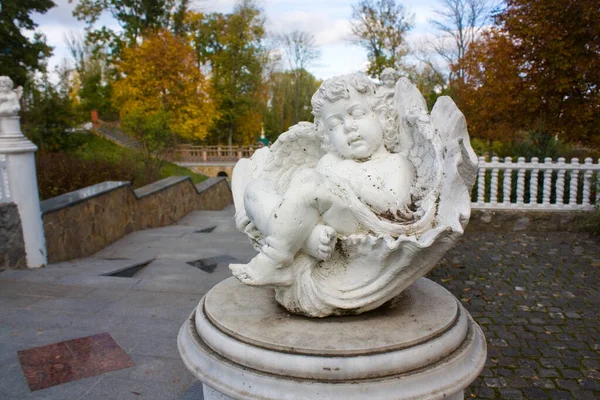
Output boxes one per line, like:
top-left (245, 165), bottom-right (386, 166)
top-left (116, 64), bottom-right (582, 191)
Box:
top-left (0, 77), bottom-right (47, 268)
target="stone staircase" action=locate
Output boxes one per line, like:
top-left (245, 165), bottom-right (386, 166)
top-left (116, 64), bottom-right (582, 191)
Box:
top-left (93, 122), bottom-right (143, 150)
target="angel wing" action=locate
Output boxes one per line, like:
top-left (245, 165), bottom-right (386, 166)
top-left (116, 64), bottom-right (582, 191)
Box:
top-left (430, 96), bottom-right (478, 194)
top-left (231, 121), bottom-right (324, 241)
top-left (262, 121), bottom-right (325, 191)
top-left (393, 77), bottom-right (440, 206)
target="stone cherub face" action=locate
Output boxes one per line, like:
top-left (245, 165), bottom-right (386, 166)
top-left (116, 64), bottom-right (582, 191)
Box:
top-left (312, 74), bottom-right (392, 160)
top-left (319, 89), bottom-right (385, 159)
top-left (0, 77), bottom-right (13, 93)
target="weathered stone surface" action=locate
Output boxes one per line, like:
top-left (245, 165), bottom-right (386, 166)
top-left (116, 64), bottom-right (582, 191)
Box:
top-left (0, 202), bottom-right (26, 269)
top-left (42, 177), bottom-right (232, 263)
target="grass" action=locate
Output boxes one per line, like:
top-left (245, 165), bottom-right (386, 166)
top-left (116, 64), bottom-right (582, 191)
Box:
top-left (72, 133), bottom-right (207, 187)
top-left (36, 133), bottom-right (207, 200)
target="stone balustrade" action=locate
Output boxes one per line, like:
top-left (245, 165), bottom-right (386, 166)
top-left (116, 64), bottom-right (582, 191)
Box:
top-left (174, 145), bottom-right (262, 162)
top-left (472, 157), bottom-right (600, 210)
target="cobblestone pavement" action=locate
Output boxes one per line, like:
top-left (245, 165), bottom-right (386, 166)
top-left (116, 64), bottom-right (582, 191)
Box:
top-left (428, 231), bottom-right (600, 400)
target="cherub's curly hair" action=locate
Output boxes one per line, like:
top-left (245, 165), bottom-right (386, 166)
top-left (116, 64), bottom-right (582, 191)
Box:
top-left (311, 73), bottom-right (398, 152)
top-left (0, 76), bottom-right (13, 92)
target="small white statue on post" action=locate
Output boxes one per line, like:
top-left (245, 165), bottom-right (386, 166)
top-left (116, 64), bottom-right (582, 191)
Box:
top-left (230, 72), bottom-right (478, 317)
top-left (0, 77), bottom-right (23, 119)
top-left (0, 76), bottom-right (47, 268)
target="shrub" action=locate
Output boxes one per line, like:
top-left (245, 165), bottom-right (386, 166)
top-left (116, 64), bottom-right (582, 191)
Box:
top-left (36, 151), bottom-right (138, 200)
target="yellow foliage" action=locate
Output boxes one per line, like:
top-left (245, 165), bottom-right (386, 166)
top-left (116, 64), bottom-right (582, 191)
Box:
top-left (113, 29), bottom-right (216, 141)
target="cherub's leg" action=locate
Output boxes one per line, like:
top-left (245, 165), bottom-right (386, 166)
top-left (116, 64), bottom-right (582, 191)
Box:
top-left (241, 178), bottom-right (280, 233)
top-left (230, 169), bottom-right (331, 286)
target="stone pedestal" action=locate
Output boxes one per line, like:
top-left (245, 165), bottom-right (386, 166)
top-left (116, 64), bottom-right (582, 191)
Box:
top-left (178, 277), bottom-right (486, 400)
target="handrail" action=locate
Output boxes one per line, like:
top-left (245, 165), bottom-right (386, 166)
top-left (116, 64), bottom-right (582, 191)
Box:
top-left (472, 156), bottom-right (600, 210)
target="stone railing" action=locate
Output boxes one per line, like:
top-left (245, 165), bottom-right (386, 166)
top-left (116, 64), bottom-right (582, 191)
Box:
top-left (41, 176), bottom-right (232, 263)
top-left (0, 154), bottom-right (10, 202)
top-left (472, 157), bottom-right (600, 210)
top-left (174, 145), bottom-right (262, 162)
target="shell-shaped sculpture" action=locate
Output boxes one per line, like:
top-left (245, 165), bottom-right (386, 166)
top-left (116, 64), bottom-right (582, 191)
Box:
top-left (230, 73), bottom-right (477, 317)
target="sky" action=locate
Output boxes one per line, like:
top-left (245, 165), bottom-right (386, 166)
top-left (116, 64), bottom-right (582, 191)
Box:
top-left (30, 0), bottom-right (443, 80)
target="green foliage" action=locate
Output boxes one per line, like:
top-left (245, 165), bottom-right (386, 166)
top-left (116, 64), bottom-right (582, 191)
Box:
top-left (36, 134), bottom-right (206, 200)
top-left (36, 150), bottom-right (138, 200)
top-left (192, 1), bottom-right (268, 145)
top-left (71, 0), bottom-right (176, 46)
top-left (121, 108), bottom-right (173, 154)
top-left (21, 73), bottom-right (81, 152)
top-left (350, 0), bottom-right (413, 78)
top-left (0, 0), bottom-right (55, 85)
top-left (66, 34), bottom-right (117, 120)
top-left (265, 70), bottom-right (320, 140)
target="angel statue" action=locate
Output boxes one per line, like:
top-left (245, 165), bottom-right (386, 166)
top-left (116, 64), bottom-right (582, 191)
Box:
top-left (0, 77), bottom-right (23, 118)
top-left (230, 72), bottom-right (477, 317)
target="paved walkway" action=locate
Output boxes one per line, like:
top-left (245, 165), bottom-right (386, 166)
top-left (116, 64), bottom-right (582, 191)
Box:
top-left (0, 206), bottom-right (599, 399)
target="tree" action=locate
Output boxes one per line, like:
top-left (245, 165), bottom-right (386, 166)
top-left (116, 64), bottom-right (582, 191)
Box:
top-left (194, 1), bottom-right (269, 146)
top-left (112, 29), bottom-right (216, 160)
top-left (66, 33), bottom-right (116, 119)
top-left (21, 70), bottom-right (79, 152)
top-left (350, 0), bottom-right (413, 78)
top-left (278, 31), bottom-right (320, 124)
top-left (265, 70), bottom-right (320, 140)
top-left (71, 0), bottom-right (177, 46)
top-left (0, 0), bottom-right (54, 86)
top-left (455, 0), bottom-right (600, 145)
top-left (453, 30), bottom-right (524, 143)
top-left (429, 0), bottom-right (493, 83)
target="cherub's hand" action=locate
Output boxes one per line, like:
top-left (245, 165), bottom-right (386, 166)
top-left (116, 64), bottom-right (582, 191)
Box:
top-left (303, 225), bottom-right (337, 261)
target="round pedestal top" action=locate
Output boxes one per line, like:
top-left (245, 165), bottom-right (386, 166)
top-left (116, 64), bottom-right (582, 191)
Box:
top-left (204, 277), bottom-right (458, 356)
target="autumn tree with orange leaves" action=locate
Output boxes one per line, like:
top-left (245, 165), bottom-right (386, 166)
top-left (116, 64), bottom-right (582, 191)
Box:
top-left (454, 0), bottom-right (600, 148)
top-left (113, 29), bottom-right (216, 156)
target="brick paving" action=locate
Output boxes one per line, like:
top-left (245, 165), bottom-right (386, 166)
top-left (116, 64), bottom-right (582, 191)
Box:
top-left (428, 230), bottom-right (600, 399)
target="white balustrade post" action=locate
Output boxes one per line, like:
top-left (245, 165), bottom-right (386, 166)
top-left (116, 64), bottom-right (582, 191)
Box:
top-left (0, 76), bottom-right (47, 268)
top-left (542, 157), bottom-right (553, 206)
top-left (490, 156), bottom-right (500, 204)
top-left (582, 158), bottom-right (593, 207)
top-left (568, 158), bottom-right (579, 207)
top-left (529, 157), bottom-right (539, 206)
top-left (555, 157), bottom-right (566, 207)
top-left (502, 157), bottom-right (513, 205)
top-left (476, 156), bottom-right (486, 205)
top-left (516, 157), bottom-right (526, 205)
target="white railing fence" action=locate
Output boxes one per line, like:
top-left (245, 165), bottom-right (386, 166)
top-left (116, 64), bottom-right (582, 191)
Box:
top-left (0, 154), bottom-right (10, 202)
top-left (472, 157), bottom-right (600, 210)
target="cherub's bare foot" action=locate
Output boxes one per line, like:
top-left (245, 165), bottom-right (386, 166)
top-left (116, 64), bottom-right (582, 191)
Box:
top-left (230, 252), bottom-right (293, 286)
top-left (235, 212), bottom-right (251, 231)
top-left (235, 212), bottom-right (258, 235)
top-left (303, 224), bottom-right (337, 261)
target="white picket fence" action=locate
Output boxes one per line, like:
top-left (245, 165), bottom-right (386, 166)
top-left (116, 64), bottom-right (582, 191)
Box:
top-left (472, 157), bottom-right (600, 210)
top-left (0, 154), bottom-right (10, 202)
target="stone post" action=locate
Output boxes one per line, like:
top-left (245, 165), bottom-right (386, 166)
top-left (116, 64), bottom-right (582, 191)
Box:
top-left (0, 77), bottom-right (47, 268)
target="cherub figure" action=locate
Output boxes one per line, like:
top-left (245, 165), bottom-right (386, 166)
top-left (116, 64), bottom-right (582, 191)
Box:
top-left (231, 73), bottom-right (417, 286)
top-left (0, 77), bottom-right (22, 118)
top-left (379, 67), bottom-right (398, 104)
top-left (230, 72), bottom-right (477, 317)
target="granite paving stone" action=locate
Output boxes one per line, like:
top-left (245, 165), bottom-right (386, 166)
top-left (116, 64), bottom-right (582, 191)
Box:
top-left (427, 230), bottom-right (600, 399)
top-left (0, 207), bottom-right (599, 399)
